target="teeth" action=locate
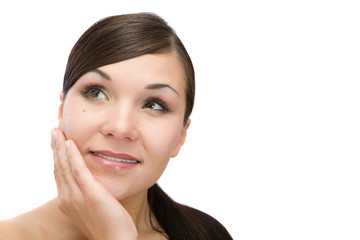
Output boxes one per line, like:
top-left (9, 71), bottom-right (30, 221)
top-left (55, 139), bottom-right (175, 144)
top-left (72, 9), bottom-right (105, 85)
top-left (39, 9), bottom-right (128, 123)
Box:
top-left (93, 152), bottom-right (138, 163)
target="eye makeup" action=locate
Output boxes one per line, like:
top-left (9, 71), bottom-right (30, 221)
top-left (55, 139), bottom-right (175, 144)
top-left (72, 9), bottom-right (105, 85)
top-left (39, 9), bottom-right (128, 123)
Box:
top-left (142, 97), bottom-right (171, 113)
top-left (79, 81), bottom-right (173, 114)
top-left (80, 82), bottom-right (109, 101)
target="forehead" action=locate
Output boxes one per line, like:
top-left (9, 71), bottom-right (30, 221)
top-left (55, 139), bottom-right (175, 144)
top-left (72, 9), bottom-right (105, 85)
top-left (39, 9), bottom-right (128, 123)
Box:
top-left (97, 53), bottom-right (186, 97)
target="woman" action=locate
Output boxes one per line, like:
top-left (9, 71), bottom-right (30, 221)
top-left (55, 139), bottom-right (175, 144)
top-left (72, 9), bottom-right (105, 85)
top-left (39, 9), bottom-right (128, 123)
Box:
top-left (0, 13), bottom-right (232, 239)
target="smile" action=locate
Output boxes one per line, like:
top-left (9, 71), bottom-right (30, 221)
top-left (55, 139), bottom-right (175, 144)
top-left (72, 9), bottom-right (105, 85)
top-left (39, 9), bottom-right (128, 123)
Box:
top-left (91, 152), bottom-right (139, 163)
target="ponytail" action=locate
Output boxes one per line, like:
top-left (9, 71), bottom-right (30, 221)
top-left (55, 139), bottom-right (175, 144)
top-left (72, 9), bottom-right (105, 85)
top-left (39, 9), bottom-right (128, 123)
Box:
top-left (148, 183), bottom-right (233, 240)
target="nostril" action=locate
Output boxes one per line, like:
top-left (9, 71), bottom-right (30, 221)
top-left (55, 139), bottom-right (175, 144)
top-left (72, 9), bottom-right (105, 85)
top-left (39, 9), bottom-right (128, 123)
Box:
top-left (100, 112), bottom-right (139, 141)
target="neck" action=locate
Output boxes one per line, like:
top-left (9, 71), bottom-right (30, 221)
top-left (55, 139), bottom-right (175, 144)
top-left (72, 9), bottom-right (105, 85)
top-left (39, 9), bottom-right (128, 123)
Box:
top-left (119, 190), bottom-right (153, 232)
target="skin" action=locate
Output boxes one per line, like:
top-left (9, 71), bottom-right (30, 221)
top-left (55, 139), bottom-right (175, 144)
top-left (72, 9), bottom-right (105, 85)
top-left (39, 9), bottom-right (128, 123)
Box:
top-left (0, 52), bottom-right (191, 240)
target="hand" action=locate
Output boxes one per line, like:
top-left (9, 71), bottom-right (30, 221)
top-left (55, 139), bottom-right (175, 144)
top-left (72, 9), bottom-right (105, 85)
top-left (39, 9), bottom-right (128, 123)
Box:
top-left (51, 128), bottom-right (137, 240)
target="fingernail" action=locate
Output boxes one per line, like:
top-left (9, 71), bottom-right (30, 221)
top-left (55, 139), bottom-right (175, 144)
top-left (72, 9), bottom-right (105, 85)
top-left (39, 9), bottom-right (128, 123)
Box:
top-left (65, 140), bottom-right (71, 151)
top-left (51, 129), bottom-right (58, 143)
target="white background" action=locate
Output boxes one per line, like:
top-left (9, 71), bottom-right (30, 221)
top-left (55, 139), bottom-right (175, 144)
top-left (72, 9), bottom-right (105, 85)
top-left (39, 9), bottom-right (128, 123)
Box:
top-left (0, 1), bottom-right (359, 239)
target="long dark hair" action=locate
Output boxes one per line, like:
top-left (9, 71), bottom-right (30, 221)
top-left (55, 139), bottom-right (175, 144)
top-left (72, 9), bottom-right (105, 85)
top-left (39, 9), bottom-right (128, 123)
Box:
top-left (63, 13), bottom-right (232, 239)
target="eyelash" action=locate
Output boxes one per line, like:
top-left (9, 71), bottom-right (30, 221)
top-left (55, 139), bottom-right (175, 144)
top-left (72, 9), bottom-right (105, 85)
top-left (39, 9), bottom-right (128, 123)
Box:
top-left (80, 83), bottom-right (108, 100)
top-left (143, 97), bottom-right (171, 113)
top-left (80, 83), bottom-right (171, 113)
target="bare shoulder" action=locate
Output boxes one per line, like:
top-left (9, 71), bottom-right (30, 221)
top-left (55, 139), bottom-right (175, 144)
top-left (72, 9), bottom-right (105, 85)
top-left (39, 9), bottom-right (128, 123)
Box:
top-left (0, 199), bottom-right (85, 240)
top-left (0, 210), bottom-right (54, 240)
top-left (0, 219), bottom-right (31, 240)
top-left (0, 200), bottom-right (58, 240)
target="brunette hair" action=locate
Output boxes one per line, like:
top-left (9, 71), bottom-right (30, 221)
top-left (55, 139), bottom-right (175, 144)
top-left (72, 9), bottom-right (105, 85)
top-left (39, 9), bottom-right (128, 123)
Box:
top-left (63, 12), bottom-right (194, 125)
top-left (63, 13), bottom-right (232, 239)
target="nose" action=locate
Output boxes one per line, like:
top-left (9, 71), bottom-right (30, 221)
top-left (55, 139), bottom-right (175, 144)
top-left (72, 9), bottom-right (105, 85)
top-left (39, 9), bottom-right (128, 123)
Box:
top-left (100, 104), bottom-right (139, 141)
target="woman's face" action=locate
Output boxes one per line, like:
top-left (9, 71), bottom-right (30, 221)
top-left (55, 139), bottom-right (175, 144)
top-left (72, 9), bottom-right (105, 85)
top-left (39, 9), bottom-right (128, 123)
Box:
top-left (58, 53), bottom-right (190, 200)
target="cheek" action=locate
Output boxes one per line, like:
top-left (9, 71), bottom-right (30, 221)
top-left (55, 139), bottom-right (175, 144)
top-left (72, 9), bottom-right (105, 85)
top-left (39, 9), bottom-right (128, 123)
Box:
top-left (60, 101), bottom-right (95, 150)
top-left (144, 121), bottom-right (183, 160)
top-left (136, 122), bottom-right (183, 189)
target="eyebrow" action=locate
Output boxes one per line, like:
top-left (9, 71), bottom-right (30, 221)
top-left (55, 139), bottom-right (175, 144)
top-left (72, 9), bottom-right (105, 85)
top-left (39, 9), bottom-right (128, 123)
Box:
top-left (90, 68), bottom-right (179, 97)
top-left (90, 68), bottom-right (112, 81)
top-left (146, 83), bottom-right (180, 97)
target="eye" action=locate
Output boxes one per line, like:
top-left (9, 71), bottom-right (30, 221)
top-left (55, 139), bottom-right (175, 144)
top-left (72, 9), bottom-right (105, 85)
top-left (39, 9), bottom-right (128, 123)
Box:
top-left (88, 89), bottom-right (107, 100)
top-left (143, 98), bottom-right (170, 113)
top-left (81, 84), bottom-right (109, 101)
top-left (146, 102), bottom-right (163, 111)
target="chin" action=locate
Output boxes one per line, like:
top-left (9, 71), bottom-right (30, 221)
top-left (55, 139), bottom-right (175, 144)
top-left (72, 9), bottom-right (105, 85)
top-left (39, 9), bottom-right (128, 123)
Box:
top-left (93, 173), bottom-right (152, 201)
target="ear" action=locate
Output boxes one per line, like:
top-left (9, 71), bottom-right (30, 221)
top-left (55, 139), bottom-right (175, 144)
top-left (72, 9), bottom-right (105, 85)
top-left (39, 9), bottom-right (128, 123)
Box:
top-left (171, 119), bottom-right (191, 158)
top-left (58, 91), bottom-right (64, 128)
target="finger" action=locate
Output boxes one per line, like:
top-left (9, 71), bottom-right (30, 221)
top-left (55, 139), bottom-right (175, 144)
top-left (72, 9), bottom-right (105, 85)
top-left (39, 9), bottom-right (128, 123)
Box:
top-left (52, 146), bottom-right (63, 192)
top-left (52, 130), bottom-right (71, 197)
top-left (51, 129), bottom-right (64, 190)
top-left (51, 128), bottom-right (77, 187)
top-left (65, 140), bottom-right (98, 194)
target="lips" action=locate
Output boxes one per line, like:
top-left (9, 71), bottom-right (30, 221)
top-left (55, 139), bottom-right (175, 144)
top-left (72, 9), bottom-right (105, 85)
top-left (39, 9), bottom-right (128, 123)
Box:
top-left (90, 150), bottom-right (140, 164)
